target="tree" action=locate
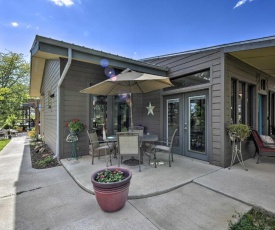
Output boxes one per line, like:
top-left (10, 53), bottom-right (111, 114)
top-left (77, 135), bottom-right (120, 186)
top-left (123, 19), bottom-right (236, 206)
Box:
top-left (0, 51), bottom-right (30, 127)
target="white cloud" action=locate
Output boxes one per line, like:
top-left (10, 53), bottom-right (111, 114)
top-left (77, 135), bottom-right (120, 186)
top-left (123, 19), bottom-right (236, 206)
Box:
top-left (234, 0), bottom-right (253, 9)
top-left (51, 0), bottom-right (74, 7)
top-left (11, 22), bottom-right (19, 27)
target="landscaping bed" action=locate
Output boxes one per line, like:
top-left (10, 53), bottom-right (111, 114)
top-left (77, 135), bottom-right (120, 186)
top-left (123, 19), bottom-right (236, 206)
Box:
top-left (29, 140), bottom-right (61, 169)
top-left (229, 208), bottom-right (275, 230)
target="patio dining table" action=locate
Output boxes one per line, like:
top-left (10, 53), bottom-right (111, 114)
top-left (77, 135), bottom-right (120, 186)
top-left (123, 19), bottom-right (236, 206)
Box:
top-left (106, 134), bottom-right (158, 143)
top-left (106, 134), bottom-right (158, 165)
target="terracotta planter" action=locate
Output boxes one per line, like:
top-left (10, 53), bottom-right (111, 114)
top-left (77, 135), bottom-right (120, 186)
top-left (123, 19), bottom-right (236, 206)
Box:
top-left (91, 167), bottom-right (132, 212)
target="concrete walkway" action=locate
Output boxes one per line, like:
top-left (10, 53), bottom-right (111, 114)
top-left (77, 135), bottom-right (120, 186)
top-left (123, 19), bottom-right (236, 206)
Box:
top-left (0, 133), bottom-right (274, 229)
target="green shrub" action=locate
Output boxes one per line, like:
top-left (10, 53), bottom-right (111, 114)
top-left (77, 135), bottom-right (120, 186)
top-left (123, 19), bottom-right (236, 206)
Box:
top-left (229, 208), bottom-right (275, 230)
top-left (37, 156), bottom-right (55, 168)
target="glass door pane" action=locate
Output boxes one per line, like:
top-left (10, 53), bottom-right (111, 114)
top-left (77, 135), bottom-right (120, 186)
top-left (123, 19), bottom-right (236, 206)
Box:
top-left (167, 99), bottom-right (180, 149)
top-left (189, 96), bottom-right (206, 154)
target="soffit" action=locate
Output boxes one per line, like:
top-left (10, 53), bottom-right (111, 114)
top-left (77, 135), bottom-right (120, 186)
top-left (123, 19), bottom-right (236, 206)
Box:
top-left (30, 56), bottom-right (45, 97)
top-left (229, 46), bottom-right (275, 78)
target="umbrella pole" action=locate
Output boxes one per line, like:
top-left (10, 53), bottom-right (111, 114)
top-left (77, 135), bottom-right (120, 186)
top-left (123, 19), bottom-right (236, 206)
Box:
top-left (130, 93), bottom-right (134, 130)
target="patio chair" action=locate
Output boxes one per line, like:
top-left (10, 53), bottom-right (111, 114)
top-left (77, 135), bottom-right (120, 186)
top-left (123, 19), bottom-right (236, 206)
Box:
top-left (151, 128), bottom-right (178, 168)
top-left (251, 129), bottom-right (275, 164)
top-left (129, 126), bottom-right (144, 136)
top-left (117, 132), bottom-right (141, 172)
top-left (87, 130), bottom-right (115, 165)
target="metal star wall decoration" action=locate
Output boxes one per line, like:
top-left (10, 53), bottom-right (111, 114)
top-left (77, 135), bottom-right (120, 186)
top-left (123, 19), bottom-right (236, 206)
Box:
top-left (146, 102), bottom-right (155, 115)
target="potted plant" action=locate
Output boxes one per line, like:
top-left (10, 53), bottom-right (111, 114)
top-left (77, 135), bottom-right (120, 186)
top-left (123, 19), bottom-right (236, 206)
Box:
top-left (91, 167), bottom-right (132, 212)
top-left (227, 124), bottom-right (251, 170)
top-left (227, 124), bottom-right (251, 141)
top-left (65, 118), bottom-right (85, 134)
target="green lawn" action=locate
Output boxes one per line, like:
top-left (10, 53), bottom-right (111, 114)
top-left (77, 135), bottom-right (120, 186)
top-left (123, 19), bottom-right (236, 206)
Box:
top-left (0, 139), bottom-right (11, 151)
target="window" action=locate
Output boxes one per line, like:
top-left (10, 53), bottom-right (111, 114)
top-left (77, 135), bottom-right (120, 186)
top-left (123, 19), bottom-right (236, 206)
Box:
top-left (247, 85), bottom-right (255, 127)
top-left (238, 82), bottom-right (246, 124)
top-left (231, 80), bottom-right (237, 123)
top-left (113, 94), bottom-right (130, 133)
top-left (91, 95), bottom-right (107, 139)
top-left (166, 69), bottom-right (210, 91)
top-left (231, 79), bottom-right (255, 127)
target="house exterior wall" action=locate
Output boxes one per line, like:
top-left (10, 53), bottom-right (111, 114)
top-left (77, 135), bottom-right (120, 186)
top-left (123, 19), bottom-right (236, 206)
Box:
top-left (223, 54), bottom-right (275, 167)
top-left (59, 59), bottom-right (114, 158)
top-left (41, 59), bottom-right (60, 154)
top-left (141, 90), bottom-right (161, 135)
top-left (144, 49), bottom-right (224, 166)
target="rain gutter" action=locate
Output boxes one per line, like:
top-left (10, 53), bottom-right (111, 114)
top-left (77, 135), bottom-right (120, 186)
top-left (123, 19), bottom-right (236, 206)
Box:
top-left (54, 48), bottom-right (72, 159)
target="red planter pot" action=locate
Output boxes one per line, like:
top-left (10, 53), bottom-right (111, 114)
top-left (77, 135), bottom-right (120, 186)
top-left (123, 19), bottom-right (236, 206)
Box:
top-left (91, 167), bottom-right (132, 212)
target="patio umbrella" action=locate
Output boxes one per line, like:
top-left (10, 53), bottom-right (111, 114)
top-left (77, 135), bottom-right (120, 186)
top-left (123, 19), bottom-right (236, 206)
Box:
top-left (80, 68), bottom-right (173, 129)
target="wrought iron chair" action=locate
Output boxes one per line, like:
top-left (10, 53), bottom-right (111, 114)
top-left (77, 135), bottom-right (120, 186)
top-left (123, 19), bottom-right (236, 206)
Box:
top-left (117, 132), bottom-right (141, 172)
top-left (251, 129), bottom-right (275, 164)
top-left (151, 128), bottom-right (178, 167)
top-left (87, 130), bottom-right (115, 165)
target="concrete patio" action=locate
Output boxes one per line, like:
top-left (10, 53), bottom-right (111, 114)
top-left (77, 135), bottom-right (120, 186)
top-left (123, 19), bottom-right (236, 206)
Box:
top-left (1, 133), bottom-right (275, 229)
top-left (61, 153), bottom-right (221, 199)
top-left (61, 149), bottom-right (275, 214)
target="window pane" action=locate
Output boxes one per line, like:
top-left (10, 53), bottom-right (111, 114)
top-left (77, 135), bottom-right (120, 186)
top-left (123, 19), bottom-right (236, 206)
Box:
top-left (247, 85), bottom-right (254, 127)
top-left (238, 82), bottom-right (246, 124)
top-left (189, 96), bottom-right (206, 153)
top-left (91, 95), bottom-right (107, 139)
top-left (167, 69), bottom-right (210, 90)
top-left (231, 79), bottom-right (237, 123)
top-left (113, 94), bottom-right (130, 133)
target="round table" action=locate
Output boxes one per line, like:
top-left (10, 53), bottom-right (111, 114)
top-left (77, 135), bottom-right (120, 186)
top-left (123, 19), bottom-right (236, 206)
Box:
top-left (106, 134), bottom-right (158, 165)
top-left (106, 134), bottom-right (158, 142)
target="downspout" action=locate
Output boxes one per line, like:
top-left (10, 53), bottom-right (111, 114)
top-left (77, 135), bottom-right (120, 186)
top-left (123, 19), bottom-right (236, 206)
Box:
top-left (54, 48), bottom-right (72, 159)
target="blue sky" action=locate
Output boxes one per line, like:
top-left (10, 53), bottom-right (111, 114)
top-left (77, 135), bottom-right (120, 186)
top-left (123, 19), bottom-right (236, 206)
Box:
top-left (1, 0), bottom-right (275, 61)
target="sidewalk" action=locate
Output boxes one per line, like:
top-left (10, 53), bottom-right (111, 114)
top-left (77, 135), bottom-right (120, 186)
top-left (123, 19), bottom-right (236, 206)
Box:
top-left (0, 133), bottom-right (274, 229)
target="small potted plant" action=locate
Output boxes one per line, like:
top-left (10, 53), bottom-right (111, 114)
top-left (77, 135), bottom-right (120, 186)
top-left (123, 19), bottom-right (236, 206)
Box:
top-left (227, 124), bottom-right (251, 170)
top-left (227, 124), bottom-right (251, 141)
top-left (91, 167), bottom-right (132, 212)
top-left (65, 118), bottom-right (85, 134)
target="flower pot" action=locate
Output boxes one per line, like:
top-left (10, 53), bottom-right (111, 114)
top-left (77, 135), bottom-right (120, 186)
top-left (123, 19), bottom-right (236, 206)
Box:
top-left (91, 167), bottom-right (132, 212)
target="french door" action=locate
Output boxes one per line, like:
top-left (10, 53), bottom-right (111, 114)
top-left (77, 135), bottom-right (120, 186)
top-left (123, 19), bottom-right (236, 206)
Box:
top-left (164, 90), bottom-right (208, 161)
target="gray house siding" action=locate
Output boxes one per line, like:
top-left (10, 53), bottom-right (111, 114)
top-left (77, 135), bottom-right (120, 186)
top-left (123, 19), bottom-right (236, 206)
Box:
top-left (41, 59), bottom-right (60, 155)
top-left (144, 50), bottom-right (223, 166)
top-left (141, 90), bottom-right (161, 135)
top-left (59, 59), bottom-right (120, 158)
top-left (224, 54), bottom-right (274, 166)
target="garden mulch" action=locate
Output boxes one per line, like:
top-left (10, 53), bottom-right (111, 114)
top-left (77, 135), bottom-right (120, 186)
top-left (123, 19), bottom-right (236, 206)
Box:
top-left (29, 141), bottom-right (61, 169)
